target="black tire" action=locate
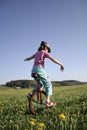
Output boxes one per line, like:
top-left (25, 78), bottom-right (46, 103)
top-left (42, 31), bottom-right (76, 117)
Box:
top-left (29, 90), bottom-right (46, 114)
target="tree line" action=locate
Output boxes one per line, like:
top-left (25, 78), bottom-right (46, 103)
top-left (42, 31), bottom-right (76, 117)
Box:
top-left (5, 80), bottom-right (86, 88)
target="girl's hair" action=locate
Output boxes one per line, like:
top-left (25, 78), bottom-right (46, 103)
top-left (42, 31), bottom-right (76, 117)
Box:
top-left (38, 41), bottom-right (51, 53)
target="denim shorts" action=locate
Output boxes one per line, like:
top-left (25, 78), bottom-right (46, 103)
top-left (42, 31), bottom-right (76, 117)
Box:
top-left (31, 65), bottom-right (52, 96)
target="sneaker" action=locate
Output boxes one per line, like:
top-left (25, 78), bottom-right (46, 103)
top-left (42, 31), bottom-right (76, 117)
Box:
top-left (46, 102), bottom-right (56, 108)
top-left (27, 93), bottom-right (32, 99)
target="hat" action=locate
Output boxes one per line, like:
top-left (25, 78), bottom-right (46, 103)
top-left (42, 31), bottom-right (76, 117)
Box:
top-left (41, 41), bottom-right (51, 53)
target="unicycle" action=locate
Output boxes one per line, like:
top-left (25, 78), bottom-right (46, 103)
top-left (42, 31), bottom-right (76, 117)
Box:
top-left (27, 73), bottom-right (46, 115)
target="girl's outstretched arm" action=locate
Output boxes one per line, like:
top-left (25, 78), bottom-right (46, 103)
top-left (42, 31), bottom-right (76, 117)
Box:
top-left (24, 55), bottom-right (35, 61)
top-left (48, 55), bottom-right (64, 71)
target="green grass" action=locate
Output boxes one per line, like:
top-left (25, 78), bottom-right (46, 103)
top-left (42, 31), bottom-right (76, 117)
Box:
top-left (0, 85), bottom-right (87, 130)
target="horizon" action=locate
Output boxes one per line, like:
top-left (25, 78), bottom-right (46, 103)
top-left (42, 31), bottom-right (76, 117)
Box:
top-left (1, 78), bottom-right (87, 86)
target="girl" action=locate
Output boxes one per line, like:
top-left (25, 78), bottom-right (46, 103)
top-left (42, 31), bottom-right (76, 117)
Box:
top-left (24, 41), bottom-right (64, 107)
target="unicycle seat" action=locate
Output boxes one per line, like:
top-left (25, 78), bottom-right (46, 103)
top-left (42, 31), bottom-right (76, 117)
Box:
top-left (31, 73), bottom-right (39, 80)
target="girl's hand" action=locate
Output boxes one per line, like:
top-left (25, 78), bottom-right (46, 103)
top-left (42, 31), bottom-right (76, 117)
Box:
top-left (60, 65), bottom-right (64, 72)
top-left (24, 59), bottom-right (27, 61)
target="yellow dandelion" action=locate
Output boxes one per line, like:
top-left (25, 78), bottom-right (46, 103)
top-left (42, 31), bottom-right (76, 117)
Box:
top-left (38, 123), bottom-right (45, 128)
top-left (37, 127), bottom-right (42, 130)
top-left (31, 118), bottom-right (36, 121)
top-left (29, 121), bottom-right (35, 126)
top-left (58, 114), bottom-right (66, 119)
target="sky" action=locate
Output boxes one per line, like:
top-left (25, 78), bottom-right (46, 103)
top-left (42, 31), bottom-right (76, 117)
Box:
top-left (0, 0), bottom-right (87, 84)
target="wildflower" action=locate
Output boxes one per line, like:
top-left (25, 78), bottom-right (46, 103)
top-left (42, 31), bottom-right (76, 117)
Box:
top-left (29, 121), bottom-right (35, 126)
top-left (31, 118), bottom-right (36, 122)
top-left (58, 114), bottom-right (66, 119)
top-left (37, 128), bottom-right (42, 130)
top-left (38, 123), bottom-right (45, 128)
top-left (0, 109), bottom-right (3, 113)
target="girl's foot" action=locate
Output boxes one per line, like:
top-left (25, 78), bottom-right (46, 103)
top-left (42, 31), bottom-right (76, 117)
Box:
top-left (46, 102), bottom-right (56, 107)
top-left (27, 93), bottom-right (32, 99)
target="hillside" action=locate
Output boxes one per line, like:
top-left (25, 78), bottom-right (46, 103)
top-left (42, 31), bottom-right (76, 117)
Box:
top-left (52, 80), bottom-right (87, 87)
top-left (5, 80), bottom-right (87, 88)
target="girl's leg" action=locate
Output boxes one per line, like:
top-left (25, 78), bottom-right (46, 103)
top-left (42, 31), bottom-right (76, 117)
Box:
top-left (31, 66), bottom-right (52, 96)
top-left (31, 66), bottom-right (56, 106)
top-left (46, 95), bottom-right (50, 103)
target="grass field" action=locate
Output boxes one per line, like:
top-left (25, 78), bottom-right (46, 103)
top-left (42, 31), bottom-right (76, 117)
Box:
top-left (0, 84), bottom-right (87, 130)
